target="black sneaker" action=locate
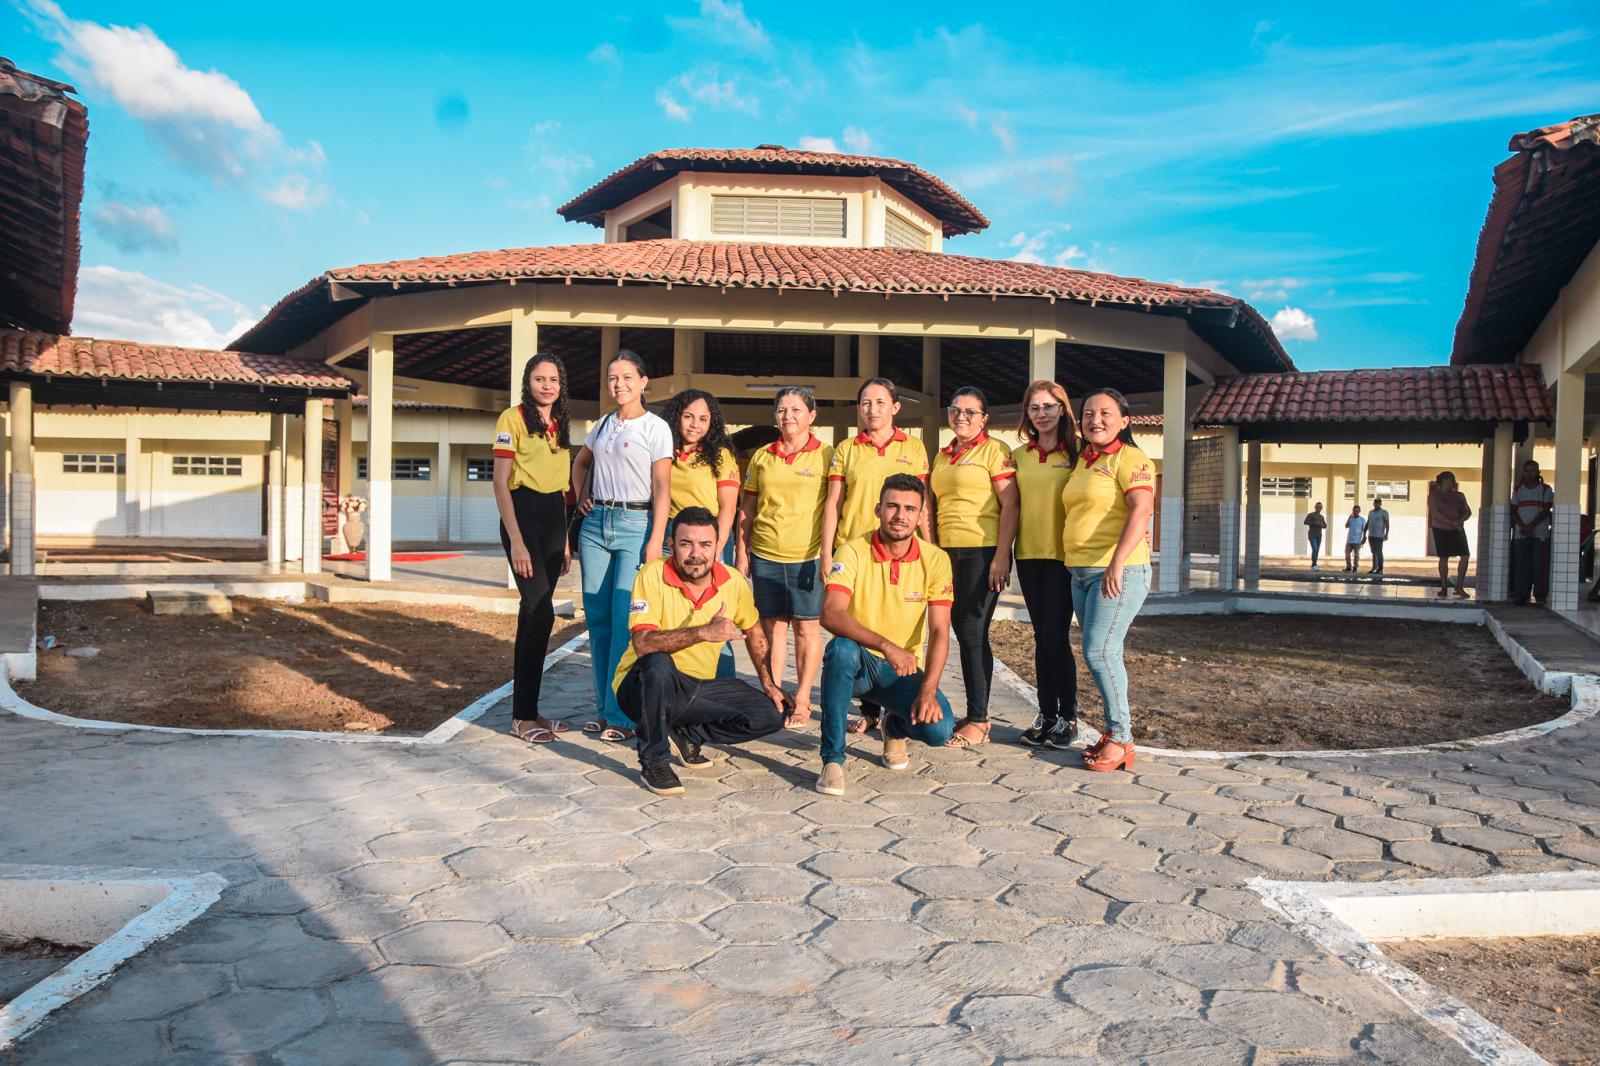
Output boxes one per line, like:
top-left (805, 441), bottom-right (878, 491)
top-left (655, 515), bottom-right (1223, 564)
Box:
top-left (1045, 718), bottom-right (1081, 750)
top-left (670, 730), bottom-right (714, 771)
top-left (1020, 713), bottom-right (1073, 747)
top-left (640, 764), bottom-right (685, 796)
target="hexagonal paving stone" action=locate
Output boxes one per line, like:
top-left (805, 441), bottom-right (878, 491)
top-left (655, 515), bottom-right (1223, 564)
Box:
top-left (912, 899), bottom-right (1040, 941)
top-left (444, 846), bottom-right (538, 880)
top-left (808, 880), bottom-right (920, 920)
top-left (415, 996), bottom-right (584, 1061)
top-left (803, 852), bottom-right (908, 880)
top-left (1126, 825), bottom-right (1225, 855)
top-left (694, 944), bottom-right (836, 995)
top-left (1062, 837), bottom-right (1162, 870)
top-left (1114, 902), bottom-right (1237, 944)
top-left (1151, 942), bottom-right (1278, 990)
top-left (533, 835), bottom-right (649, 866)
top-left (980, 853), bottom-right (1090, 884)
top-left (592, 921), bottom-right (720, 970)
top-left (806, 825), bottom-right (899, 852)
top-left (1082, 869), bottom-right (1191, 904)
top-left (273, 1021), bottom-right (438, 1066)
top-left (899, 865), bottom-right (1011, 900)
top-left (1389, 839), bottom-right (1493, 874)
top-left (964, 824), bottom-right (1064, 855)
top-left (366, 830), bottom-right (469, 860)
top-left (710, 865), bottom-right (822, 902)
top-left (474, 942), bottom-right (608, 996)
top-left (1097, 1017), bottom-right (1252, 1065)
top-left (809, 917), bottom-right (939, 965)
top-left (417, 879), bottom-right (524, 924)
top-left (608, 883), bottom-right (731, 921)
top-left (821, 966), bottom-right (956, 1024)
top-left (236, 938), bottom-right (379, 988)
top-left (634, 820), bottom-right (733, 850)
top-left (377, 920), bottom-right (512, 966)
top-left (481, 794), bottom-right (575, 821)
top-left (928, 941), bottom-right (1060, 995)
top-left (949, 801), bottom-right (1026, 825)
top-left (623, 850), bottom-right (731, 882)
top-left (1205, 989), bottom-right (1359, 1054)
top-left (715, 838), bottom-right (819, 865)
top-left (703, 901), bottom-right (821, 942)
top-left (885, 836), bottom-right (987, 867)
top-left (68, 962), bottom-right (231, 1023)
top-left (1060, 965), bottom-right (1202, 1021)
top-left (541, 865), bottom-right (635, 899)
top-left (1283, 827), bottom-right (1386, 860)
top-left (570, 970), bottom-right (717, 1026)
top-left (796, 798), bottom-right (885, 827)
top-left (1226, 842), bottom-right (1334, 878)
top-left (1001, 883), bottom-right (1109, 923)
top-left (955, 995), bottom-right (1102, 1058)
top-left (499, 901), bottom-right (622, 941)
top-left (169, 987), bottom-right (328, 1054)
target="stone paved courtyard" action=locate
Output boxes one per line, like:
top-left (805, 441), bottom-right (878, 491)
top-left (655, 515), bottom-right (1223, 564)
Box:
top-left (3, 637), bottom-right (1599, 1064)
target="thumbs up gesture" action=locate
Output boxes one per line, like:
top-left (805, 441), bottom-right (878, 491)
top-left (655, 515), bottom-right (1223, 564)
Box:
top-left (698, 603), bottom-right (742, 644)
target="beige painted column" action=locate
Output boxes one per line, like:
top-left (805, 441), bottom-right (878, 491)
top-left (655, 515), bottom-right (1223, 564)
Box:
top-left (855, 334), bottom-right (880, 435)
top-left (302, 399), bottom-right (325, 575)
top-left (1157, 351), bottom-right (1188, 593)
top-left (331, 399), bottom-right (354, 554)
top-left (921, 337), bottom-right (942, 450)
top-left (266, 414), bottom-right (285, 572)
top-left (1218, 426), bottom-right (1241, 589)
top-left (1354, 445), bottom-right (1369, 509)
top-left (598, 325), bottom-right (620, 415)
top-left (436, 422), bottom-right (452, 544)
top-left (1028, 331), bottom-right (1056, 386)
top-left (8, 381), bottom-right (35, 577)
top-left (832, 335), bottom-right (851, 378)
top-left (1550, 371), bottom-right (1586, 611)
top-left (672, 328), bottom-right (696, 376)
top-left (121, 418), bottom-right (141, 538)
top-left (1477, 422), bottom-right (1514, 602)
top-left (1244, 441), bottom-right (1263, 589)
top-left (366, 334), bottom-right (395, 582)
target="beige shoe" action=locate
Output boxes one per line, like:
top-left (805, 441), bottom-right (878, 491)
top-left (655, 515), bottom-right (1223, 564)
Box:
top-left (882, 736), bottom-right (909, 771)
top-left (816, 762), bottom-right (846, 796)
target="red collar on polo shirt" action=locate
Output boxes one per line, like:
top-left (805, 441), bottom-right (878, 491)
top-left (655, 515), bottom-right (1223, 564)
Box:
top-left (1080, 438), bottom-right (1126, 466)
top-left (767, 434), bottom-right (822, 465)
top-left (941, 430), bottom-right (990, 460)
top-left (674, 443), bottom-right (702, 463)
top-left (1024, 436), bottom-right (1070, 462)
top-left (869, 530), bottom-right (921, 585)
top-left (662, 557), bottom-right (732, 609)
top-left (854, 427), bottom-right (908, 456)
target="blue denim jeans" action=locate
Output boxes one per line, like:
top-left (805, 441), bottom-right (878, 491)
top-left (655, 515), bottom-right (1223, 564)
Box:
top-left (578, 504), bottom-right (651, 726)
top-left (1308, 532), bottom-right (1322, 566)
top-left (819, 636), bottom-right (953, 765)
top-left (1070, 563), bottom-right (1150, 743)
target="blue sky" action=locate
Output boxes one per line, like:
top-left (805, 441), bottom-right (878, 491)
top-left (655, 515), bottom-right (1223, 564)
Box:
top-left (5, 1), bottom-right (1597, 369)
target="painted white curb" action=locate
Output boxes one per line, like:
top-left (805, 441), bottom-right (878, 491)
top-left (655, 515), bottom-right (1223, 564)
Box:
top-left (993, 635), bottom-right (1599, 761)
top-left (0, 865), bottom-right (226, 1050)
top-left (0, 632), bottom-right (588, 745)
top-left (1250, 872), bottom-right (1600, 1066)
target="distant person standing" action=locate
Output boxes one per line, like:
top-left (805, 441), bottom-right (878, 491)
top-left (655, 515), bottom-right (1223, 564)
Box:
top-left (1304, 502), bottom-right (1327, 571)
top-left (1428, 470), bottom-right (1473, 598)
top-left (1344, 504), bottom-right (1367, 573)
top-left (1366, 498), bottom-right (1390, 574)
top-left (1509, 460), bottom-right (1554, 606)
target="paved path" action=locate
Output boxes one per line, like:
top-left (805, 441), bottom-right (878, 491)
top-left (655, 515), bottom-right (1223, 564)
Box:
top-left (3, 636), bottom-right (1598, 1064)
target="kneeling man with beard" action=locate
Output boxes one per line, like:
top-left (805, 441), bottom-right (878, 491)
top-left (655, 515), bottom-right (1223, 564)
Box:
top-left (614, 507), bottom-right (787, 795)
top-left (816, 473), bottom-right (955, 796)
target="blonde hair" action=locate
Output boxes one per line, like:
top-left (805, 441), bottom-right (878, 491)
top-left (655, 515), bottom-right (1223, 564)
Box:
top-left (1016, 379), bottom-right (1080, 462)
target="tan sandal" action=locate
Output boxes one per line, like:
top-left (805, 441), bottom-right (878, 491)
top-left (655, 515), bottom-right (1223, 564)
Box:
top-left (598, 726), bottom-right (636, 743)
top-left (945, 720), bottom-right (990, 748)
top-left (845, 713), bottom-right (879, 735)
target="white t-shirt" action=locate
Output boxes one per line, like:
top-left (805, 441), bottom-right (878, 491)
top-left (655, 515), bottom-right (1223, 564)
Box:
top-left (584, 410), bottom-right (672, 503)
top-left (1346, 515), bottom-right (1368, 544)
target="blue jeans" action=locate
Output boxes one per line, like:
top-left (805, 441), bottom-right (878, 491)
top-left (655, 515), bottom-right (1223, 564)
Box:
top-left (1308, 532), bottom-right (1322, 566)
top-left (1071, 563), bottom-right (1150, 743)
top-left (819, 636), bottom-right (953, 765)
top-left (1510, 537), bottom-right (1550, 604)
top-left (578, 504), bottom-right (651, 726)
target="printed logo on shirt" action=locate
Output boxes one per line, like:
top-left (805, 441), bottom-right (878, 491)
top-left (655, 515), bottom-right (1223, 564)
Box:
top-left (903, 590), bottom-right (927, 603)
top-left (629, 599), bottom-right (649, 614)
top-left (495, 432), bottom-right (513, 446)
top-left (1052, 460), bottom-right (1072, 470)
top-left (1127, 467), bottom-right (1152, 484)
top-left (795, 468), bottom-right (817, 478)
top-left (828, 561), bottom-right (844, 575)
top-left (895, 455), bottom-right (914, 464)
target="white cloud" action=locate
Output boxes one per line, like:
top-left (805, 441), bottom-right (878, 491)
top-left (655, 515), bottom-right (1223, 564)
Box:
top-left (842, 125), bottom-right (873, 153)
top-left (1003, 228), bottom-right (1082, 267)
top-left (1269, 306), bottom-right (1319, 341)
top-left (797, 135), bottom-right (839, 152)
top-left (656, 89), bottom-right (690, 122)
top-left (524, 123), bottom-right (593, 190)
top-left (89, 200), bottom-right (177, 252)
top-left (672, 68), bottom-right (760, 115)
top-left (954, 105), bottom-right (980, 130)
top-left (73, 264), bottom-right (262, 349)
top-left (667, 0), bottom-right (771, 54)
top-left (22, 0), bottom-right (327, 208)
top-left (262, 175), bottom-right (328, 211)
top-left (586, 42), bottom-right (621, 70)
top-left (990, 122), bottom-right (1017, 154)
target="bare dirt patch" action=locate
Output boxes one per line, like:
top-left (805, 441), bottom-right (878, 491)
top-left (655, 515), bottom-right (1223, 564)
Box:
top-left (1382, 936), bottom-right (1600, 1066)
top-left (0, 938), bottom-right (81, 1007)
top-left (21, 599), bottom-right (583, 734)
top-left (990, 614), bottom-right (1566, 750)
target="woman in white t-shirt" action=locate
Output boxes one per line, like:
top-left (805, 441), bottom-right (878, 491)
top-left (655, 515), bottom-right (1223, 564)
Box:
top-left (570, 350), bottom-right (673, 740)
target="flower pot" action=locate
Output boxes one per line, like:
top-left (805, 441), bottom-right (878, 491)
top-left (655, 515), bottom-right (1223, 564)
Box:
top-left (342, 516), bottom-right (365, 551)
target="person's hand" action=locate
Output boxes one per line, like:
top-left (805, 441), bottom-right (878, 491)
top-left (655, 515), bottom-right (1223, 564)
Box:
top-left (820, 552), bottom-right (833, 582)
top-left (766, 684), bottom-right (790, 717)
top-left (910, 689), bottom-right (941, 724)
top-left (1102, 560), bottom-right (1124, 599)
top-left (735, 551), bottom-right (751, 579)
top-left (509, 541), bottom-right (534, 579)
top-left (882, 643), bottom-right (917, 677)
top-left (560, 546), bottom-right (572, 577)
top-left (697, 604), bottom-right (742, 644)
top-left (987, 552), bottom-right (1012, 593)
top-left (575, 495), bottom-right (594, 516)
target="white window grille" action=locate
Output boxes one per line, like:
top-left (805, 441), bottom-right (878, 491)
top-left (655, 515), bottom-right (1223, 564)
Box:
top-left (62, 453), bottom-right (124, 474)
top-left (884, 208), bottom-right (930, 250)
top-left (466, 459), bottom-right (494, 482)
top-left (710, 195), bottom-right (846, 238)
top-left (172, 456), bottom-right (243, 476)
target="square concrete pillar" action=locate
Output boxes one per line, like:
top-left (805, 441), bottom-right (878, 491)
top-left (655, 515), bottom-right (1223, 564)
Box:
top-left (1157, 351), bottom-right (1188, 594)
top-left (1028, 332), bottom-right (1056, 385)
top-left (1476, 423), bottom-right (1514, 603)
top-left (832, 335), bottom-right (851, 378)
top-left (921, 337), bottom-right (942, 449)
top-left (302, 399), bottom-right (325, 576)
top-left (1243, 441), bottom-right (1263, 590)
top-left (1218, 426), bottom-right (1241, 589)
top-left (266, 414), bottom-right (285, 573)
top-left (1550, 370), bottom-right (1586, 611)
top-left (8, 381), bottom-right (35, 577)
top-left (598, 325), bottom-right (619, 414)
top-left (366, 334), bottom-right (395, 582)
top-left (436, 431), bottom-right (453, 544)
top-left (123, 420), bottom-right (142, 538)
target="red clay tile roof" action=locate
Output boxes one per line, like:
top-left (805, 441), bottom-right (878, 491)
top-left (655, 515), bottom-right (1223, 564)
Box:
top-left (558, 146), bottom-right (989, 236)
top-left (1194, 364), bottom-right (1553, 426)
top-left (0, 329), bottom-right (353, 390)
top-left (0, 58), bottom-right (87, 334)
top-left (234, 240), bottom-right (1291, 375)
top-left (1451, 113), bottom-right (1600, 365)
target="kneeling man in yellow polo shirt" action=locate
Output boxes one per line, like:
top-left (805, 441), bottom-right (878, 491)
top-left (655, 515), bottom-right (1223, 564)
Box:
top-left (614, 507), bottom-right (788, 795)
top-left (817, 473), bottom-right (955, 796)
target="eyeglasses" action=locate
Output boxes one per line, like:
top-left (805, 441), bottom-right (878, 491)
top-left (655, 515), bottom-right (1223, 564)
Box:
top-left (947, 406), bottom-right (985, 420)
top-left (1027, 403), bottom-right (1063, 416)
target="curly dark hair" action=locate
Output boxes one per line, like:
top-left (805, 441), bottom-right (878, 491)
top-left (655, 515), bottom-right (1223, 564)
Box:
top-left (662, 388), bottom-right (732, 479)
top-left (520, 353), bottom-right (570, 449)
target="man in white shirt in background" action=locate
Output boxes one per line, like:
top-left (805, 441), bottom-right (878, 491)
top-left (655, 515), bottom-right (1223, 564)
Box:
top-left (1366, 498), bottom-right (1390, 575)
top-left (1509, 460), bottom-right (1554, 606)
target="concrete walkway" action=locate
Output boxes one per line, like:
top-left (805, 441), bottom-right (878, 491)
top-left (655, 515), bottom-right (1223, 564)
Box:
top-left (2, 627), bottom-right (1598, 1063)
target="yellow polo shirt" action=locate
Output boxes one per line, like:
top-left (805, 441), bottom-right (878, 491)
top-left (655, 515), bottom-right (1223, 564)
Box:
top-left (1012, 439), bottom-right (1075, 561)
top-left (1061, 440), bottom-right (1154, 568)
top-left (929, 432), bottom-right (1016, 548)
top-left (493, 406), bottom-right (570, 493)
top-left (828, 429), bottom-right (930, 548)
top-left (741, 435), bottom-right (832, 562)
top-left (613, 558), bottom-right (758, 691)
top-left (669, 446), bottom-right (739, 517)
top-left (825, 532), bottom-right (953, 668)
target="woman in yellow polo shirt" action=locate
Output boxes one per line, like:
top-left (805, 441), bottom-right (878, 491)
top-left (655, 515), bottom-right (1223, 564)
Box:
top-left (663, 389), bottom-right (740, 560)
top-left (928, 386), bottom-right (1018, 747)
top-left (737, 386), bottom-right (832, 728)
top-left (1061, 387), bottom-right (1155, 772)
top-left (492, 353), bottom-right (573, 744)
top-left (821, 376), bottom-right (930, 735)
top-left (1008, 380), bottom-right (1082, 750)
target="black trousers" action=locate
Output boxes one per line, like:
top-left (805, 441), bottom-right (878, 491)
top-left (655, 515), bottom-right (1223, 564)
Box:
top-left (1016, 558), bottom-right (1077, 721)
top-left (498, 488), bottom-right (568, 722)
top-left (948, 546), bottom-right (1001, 722)
top-left (1368, 536), bottom-right (1385, 572)
top-left (616, 653), bottom-right (783, 768)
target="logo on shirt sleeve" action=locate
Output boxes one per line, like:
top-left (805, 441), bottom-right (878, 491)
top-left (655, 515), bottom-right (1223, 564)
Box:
top-left (495, 432), bottom-right (513, 446)
top-left (629, 599), bottom-right (649, 614)
top-left (1127, 466), bottom-right (1152, 484)
top-left (828, 562), bottom-right (844, 575)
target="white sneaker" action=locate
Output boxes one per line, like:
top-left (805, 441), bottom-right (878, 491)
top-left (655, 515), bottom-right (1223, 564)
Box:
top-left (816, 763), bottom-right (846, 796)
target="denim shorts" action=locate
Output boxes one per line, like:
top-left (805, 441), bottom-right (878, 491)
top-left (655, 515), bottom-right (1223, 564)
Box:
top-left (749, 553), bottom-right (822, 620)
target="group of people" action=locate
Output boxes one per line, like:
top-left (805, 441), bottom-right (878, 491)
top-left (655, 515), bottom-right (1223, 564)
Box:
top-left (492, 350), bottom-right (1155, 797)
